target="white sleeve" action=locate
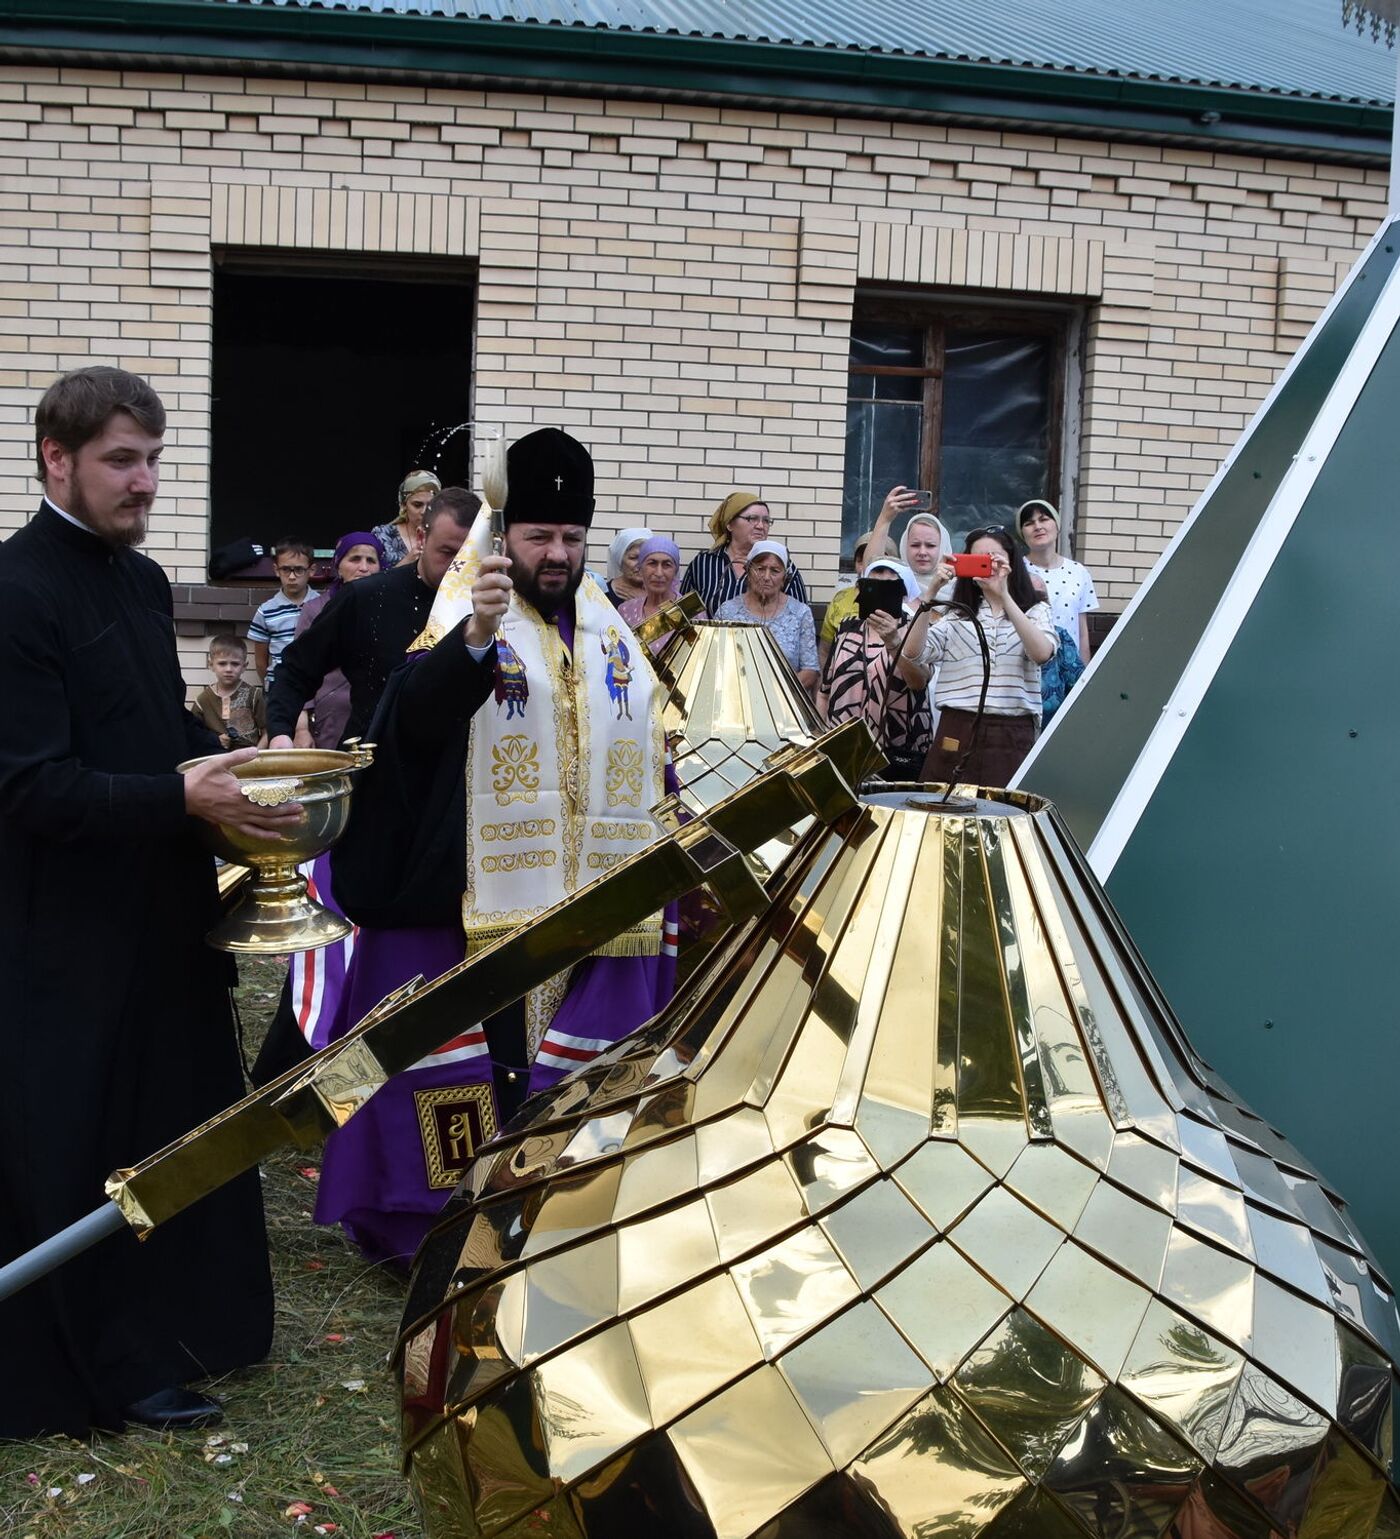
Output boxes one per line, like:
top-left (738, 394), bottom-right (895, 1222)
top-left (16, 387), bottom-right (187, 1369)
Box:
top-left (919, 621), bottom-right (950, 666)
top-left (1079, 565), bottom-right (1101, 614)
top-left (1028, 602), bottom-right (1059, 652)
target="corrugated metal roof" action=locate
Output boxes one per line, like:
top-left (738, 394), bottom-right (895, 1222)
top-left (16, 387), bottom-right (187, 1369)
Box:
top-left (224, 0), bottom-right (1397, 106)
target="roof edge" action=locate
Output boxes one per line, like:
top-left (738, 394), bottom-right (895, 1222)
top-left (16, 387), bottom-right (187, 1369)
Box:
top-left (0, 0), bottom-right (1391, 163)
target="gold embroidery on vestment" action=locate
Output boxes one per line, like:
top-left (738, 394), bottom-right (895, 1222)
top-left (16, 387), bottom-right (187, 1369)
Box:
top-left (481, 849), bottom-right (557, 874)
top-left (481, 818), bottom-right (557, 842)
top-left (415, 1083), bottom-right (497, 1191)
top-left (588, 818), bottom-right (655, 842)
top-left (605, 739), bottom-right (644, 807)
top-left (490, 734), bottom-right (541, 802)
top-left (526, 968), bottom-right (574, 1060)
top-left (544, 614), bottom-right (582, 889)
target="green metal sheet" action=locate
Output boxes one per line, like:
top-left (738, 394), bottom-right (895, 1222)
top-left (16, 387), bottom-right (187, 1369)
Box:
top-left (1022, 233), bottom-right (1400, 848)
top-left (0, 0), bottom-right (1390, 160)
top-left (1106, 313), bottom-right (1400, 1283)
top-left (201, 0), bottom-right (1397, 108)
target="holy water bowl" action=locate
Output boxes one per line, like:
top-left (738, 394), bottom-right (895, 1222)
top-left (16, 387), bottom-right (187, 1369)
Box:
top-left (177, 743), bottom-right (374, 955)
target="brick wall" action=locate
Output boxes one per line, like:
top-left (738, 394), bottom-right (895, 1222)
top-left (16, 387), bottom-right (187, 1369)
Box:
top-left (0, 64), bottom-right (1387, 689)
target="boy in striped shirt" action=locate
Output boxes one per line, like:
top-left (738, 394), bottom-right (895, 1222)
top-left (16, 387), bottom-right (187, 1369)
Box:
top-left (249, 537), bottom-right (313, 688)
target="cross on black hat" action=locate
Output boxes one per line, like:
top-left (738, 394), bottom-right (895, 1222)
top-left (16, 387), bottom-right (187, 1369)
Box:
top-left (502, 428), bottom-right (595, 527)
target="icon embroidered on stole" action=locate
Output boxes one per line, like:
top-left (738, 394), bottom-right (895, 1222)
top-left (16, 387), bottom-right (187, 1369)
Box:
top-left (601, 626), bottom-right (633, 720)
top-left (494, 638), bottom-right (529, 719)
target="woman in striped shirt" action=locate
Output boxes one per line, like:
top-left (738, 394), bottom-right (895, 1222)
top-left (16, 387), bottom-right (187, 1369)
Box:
top-left (680, 490), bottom-right (808, 615)
top-left (905, 526), bottom-right (1057, 789)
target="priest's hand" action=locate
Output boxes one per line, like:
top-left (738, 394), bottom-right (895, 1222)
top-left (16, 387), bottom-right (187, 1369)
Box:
top-left (184, 747), bottom-right (304, 838)
top-left (464, 553), bottom-right (513, 649)
top-left (268, 734), bottom-right (294, 750)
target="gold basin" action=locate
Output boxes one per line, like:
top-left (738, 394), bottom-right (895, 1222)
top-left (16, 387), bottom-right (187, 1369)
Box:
top-left (178, 743), bottom-right (373, 954)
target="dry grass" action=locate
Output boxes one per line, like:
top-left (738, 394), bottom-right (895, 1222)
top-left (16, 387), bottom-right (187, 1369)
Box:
top-left (0, 957), bottom-right (423, 1539)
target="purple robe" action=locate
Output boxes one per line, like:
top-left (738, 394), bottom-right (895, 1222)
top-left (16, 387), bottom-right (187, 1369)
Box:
top-left (312, 606), bottom-right (677, 1267)
top-left (288, 853), bottom-right (356, 1051)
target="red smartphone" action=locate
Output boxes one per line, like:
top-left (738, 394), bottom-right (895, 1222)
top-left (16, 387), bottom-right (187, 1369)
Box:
top-left (949, 553), bottom-right (994, 579)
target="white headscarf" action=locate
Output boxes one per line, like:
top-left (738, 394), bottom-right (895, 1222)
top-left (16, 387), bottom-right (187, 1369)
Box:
top-left (898, 513), bottom-right (952, 569)
top-left (864, 558), bottom-right (920, 600)
top-left (606, 526), bottom-right (653, 582)
top-left (745, 539), bottom-right (790, 568)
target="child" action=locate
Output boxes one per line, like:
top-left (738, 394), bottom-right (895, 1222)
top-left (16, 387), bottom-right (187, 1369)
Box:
top-left (192, 634), bottom-right (267, 750)
top-left (249, 537), bottom-right (313, 687)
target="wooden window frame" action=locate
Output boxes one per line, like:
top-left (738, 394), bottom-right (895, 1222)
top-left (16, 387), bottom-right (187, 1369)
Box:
top-left (846, 293), bottom-right (1072, 556)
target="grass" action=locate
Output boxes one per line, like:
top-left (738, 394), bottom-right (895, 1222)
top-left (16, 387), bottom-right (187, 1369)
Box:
top-left (0, 956), bottom-right (423, 1539)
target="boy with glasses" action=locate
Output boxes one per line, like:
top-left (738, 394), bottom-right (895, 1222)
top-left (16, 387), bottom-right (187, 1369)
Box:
top-left (249, 537), bottom-right (313, 687)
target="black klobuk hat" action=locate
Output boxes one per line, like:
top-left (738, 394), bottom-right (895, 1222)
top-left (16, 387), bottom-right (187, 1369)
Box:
top-left (502, 427), bottom-right (595, 528)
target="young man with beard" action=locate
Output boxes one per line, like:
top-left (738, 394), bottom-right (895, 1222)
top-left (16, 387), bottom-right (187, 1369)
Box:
top-left (0, 367), bottom-right (301, 1437)
top-left (313, 428), bottom-right (675, 1267)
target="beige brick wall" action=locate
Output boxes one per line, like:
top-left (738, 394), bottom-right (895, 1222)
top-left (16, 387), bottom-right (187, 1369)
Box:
top-left (0, 63), bottom-right (1388, 688)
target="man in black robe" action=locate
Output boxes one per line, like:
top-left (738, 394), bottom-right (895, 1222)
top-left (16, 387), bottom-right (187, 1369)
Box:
top-left (264, 486), bottom-right (480, 749)
top-left (243, 487), bottom-right (483, 1090)
top-left (0, 367), bottom-right (301, 1438)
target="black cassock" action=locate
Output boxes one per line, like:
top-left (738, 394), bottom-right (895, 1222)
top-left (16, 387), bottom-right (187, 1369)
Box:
top-left (0, 503), bottom-right (272, 1438)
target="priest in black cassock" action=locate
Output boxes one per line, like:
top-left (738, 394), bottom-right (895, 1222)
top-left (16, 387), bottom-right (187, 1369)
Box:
top-left (0, 367), bottom-right (302, 1438)
top-left (264, 487), bottom-right (481, 752)
top-left (244, 486), bottom-right (482, 1089)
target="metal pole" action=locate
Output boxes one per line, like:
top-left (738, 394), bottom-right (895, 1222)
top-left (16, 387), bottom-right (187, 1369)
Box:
top-left (0, 1204), bottom-right (125, 1304)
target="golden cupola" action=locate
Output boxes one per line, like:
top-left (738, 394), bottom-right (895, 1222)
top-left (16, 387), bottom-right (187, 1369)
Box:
top-left (660, 621), bottom-right (823, 880)
top-left (397, 786), bottom-right (1400, 1539)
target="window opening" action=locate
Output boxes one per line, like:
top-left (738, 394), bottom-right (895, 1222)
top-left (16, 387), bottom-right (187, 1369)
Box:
top-left (842, 299), bottom-right (1070, 568)
top-left (210, 255), bottom-right (474, 563)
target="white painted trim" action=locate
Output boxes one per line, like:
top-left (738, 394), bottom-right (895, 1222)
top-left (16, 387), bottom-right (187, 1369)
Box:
top-left (1059, 308), bottom-right (1086, 552)
top-left (1085, 234), bottom-right (1400, 876)
top-left (1392, 47), bottom-right (1400, 219)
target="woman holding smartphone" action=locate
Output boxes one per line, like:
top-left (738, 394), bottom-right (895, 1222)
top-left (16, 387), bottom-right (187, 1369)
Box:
top-left (863, 485), bottom-right (954, 599)
top-left (900, 526), bottom-right (1057, 788)
top-left (818, 557), bottom-right (942, 780)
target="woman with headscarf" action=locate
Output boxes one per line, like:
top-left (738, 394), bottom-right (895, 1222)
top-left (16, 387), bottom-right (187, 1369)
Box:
top-left (616, 535), bottom-right (705, 654)
top-left (680, 491), bottom-right (808, 616)
top-left (373, 469), bottom-right (441, 569)
top-left (715, 540), bottom-right (818, 692)
top-left (900, 510), bottom-right (954, 598)
top-left (289, 530), bottom-right (385, 749)
top-left (604, 526), bottom-right (653, 608)
top-left (818, 557), bottom-right (939, 781)
top-left (1016, 498), bottom-right (1099, 659)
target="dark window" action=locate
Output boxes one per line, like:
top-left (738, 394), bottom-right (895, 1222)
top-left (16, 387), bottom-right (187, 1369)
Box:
top-left (842, 299), bottom-right (1071, 566)
top-left (210, 253), bottom-right (475, 557)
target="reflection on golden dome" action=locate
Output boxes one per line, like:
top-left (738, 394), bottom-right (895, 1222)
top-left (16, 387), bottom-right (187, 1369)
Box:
top-left (398, 786), bottom-right (1399, 1539)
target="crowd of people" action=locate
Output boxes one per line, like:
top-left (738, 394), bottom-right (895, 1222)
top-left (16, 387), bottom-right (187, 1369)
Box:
top-left (587, 483), bottom-right (1098, 789)
top-left (223, 464), bottom-right (1098, 797)
top-left (0, 364), bottom-right (1103, 1445)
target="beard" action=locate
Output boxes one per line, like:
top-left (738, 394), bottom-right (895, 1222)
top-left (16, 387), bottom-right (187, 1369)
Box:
top-left (69, 481), bottom-right (149, 548)
top-left (108, 516), bottom-right (148, 549)
top-left (511, 555), bottom-right (584, 617)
